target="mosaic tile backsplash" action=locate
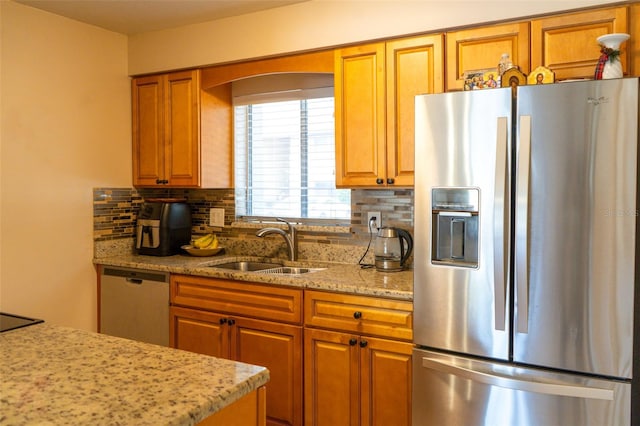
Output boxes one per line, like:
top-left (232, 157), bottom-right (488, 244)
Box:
top-left (93, 187), bottom-right (414, 262)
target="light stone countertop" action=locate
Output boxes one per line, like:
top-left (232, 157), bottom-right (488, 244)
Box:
top-left (0, 323), bottom-right (269, 426)
top-left (95, 253), bottom-right (413, 301)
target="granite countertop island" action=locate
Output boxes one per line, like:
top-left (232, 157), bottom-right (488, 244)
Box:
top-left (0, 323), bottom-right (269, 425)
top-left (95, 253), bottom-right (413, 301)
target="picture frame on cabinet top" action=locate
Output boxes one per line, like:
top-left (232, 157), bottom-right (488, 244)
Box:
top-left (463, 68), bottom-right (499, 90)
top-left (527, 66), bottom-right (555, 85)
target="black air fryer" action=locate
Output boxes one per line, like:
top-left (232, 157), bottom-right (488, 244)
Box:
top-left (136, 199), bottom-right (192, 256)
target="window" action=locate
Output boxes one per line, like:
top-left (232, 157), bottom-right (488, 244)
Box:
top-left (233, 74), bottom-right (350, 222)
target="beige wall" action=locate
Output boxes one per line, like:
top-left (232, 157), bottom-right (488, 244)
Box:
top-left (128, 0), bottom-right (623, 75)
top-left (0, 1), bottom-right (130, 330)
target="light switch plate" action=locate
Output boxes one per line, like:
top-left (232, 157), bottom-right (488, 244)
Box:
top-left (209, 208), bottom-right (225, 227)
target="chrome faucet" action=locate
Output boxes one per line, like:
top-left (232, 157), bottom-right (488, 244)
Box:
top-left (256, 218), bottom-right (298, 261)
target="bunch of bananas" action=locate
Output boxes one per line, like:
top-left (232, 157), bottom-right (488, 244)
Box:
top-left (193, 233), bottom-right (219, 249)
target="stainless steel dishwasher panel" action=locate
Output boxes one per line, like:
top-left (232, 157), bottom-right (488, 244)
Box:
top-left (100, 267), bottom-right (169, 346)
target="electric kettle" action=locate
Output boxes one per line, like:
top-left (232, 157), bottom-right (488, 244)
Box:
top-left (374, 227), bottom-right (413, 272)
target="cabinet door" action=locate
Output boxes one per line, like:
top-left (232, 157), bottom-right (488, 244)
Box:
top-left (446, 22), bottom-right (530, 91)
top-left (386, 35), bottom-right (444, 187)
top-left (132, 74), bottom-right (164, 186)
top-left (334, 43), bottom-right (386, 188)
top-left (233, 317), bottom-right (303, 426)
top-left (360, 337), bottom-right (413, 426)
top-left (531, 7), bottom-right (628, 81)
top-left (164, 70), bottom-right (200, 187)
top-left (170, 306), bottom-right (230, 358)
top-left (304, 328), bottom-right (360, 426)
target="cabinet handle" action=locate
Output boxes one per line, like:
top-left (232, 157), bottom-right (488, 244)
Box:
top-left (376, 178), bottom-right (384, 185)
top-left (387, 178), bottom-right (395, 185)
top-left (228, 319), bottom-right (236, 326)
top-left (359, 339), bottom-right (368, 348)
top-left (349, 338), bottom-right (357, 346)
top-left (219, 318), bottom-right (228, 325)
top-left (155, 179), bottom-right (169, 185)
top-left (353, 311), bottom-right (362, 319)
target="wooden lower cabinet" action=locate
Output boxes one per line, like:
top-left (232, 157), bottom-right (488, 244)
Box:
top-left (304, 328), bottom-right (413, 426)
top-left (171, 277), bottom-right (413, 425)
top-left (171, 305), bottom-right (303, 426)
top-left (199, 386), bottom-right (267, 426)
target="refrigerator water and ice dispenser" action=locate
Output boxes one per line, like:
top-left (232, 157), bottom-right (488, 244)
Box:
top-left (431, 188), bottom-right (479, 268)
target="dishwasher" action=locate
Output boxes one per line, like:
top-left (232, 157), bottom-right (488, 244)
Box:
top-left (100, 266), bottom-right (169, 346)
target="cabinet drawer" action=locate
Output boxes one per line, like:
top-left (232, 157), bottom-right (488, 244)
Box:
top-left (171, 275), bottom-right (303, 324)
top-left (304, 290), bottom-right (413, 341)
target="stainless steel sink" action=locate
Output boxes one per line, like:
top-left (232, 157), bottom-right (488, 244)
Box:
top-left (256, 266), bottom-right (325, 275)
top-left (208, 261), bottom-right (325, 275)
top-left (209, 261), bottom-right (283, 272)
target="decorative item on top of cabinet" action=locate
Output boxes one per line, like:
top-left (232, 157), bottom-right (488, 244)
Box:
top-left (530, 6), bottom-right (628, 81)
top-left (132, 70), bottom-right (232, 188)
top-left (446, 22), bottom-right (530, 91)
top-left (303, 290), bottom-right (413, 426)
top-left (527, 66), bottom-right (555, 85)
top-left (334, 34), bottom-right (444, 188)
top-left (594, 33), bottom-right (630, 80)
top-left (170, 275), bottom-right (302, 426)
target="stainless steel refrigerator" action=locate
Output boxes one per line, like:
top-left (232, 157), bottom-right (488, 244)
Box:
top-left (412, 77), bottom-right (639, 425)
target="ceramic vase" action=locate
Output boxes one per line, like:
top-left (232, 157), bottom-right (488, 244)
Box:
top-left (596, 33), bottom-right (630, 79)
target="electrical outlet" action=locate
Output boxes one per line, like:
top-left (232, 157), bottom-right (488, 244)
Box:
top-left (209, 208), bottom-right (225, 227)
top-left (367, 212), bottom-right (381, 232)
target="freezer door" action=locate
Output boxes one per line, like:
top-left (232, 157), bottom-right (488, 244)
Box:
top-left (414, 88), bottom-right (511, 360)
top-left (412, 348), bottom-right (631, 426)
top-left (514, 78), bottom-right (637, 379)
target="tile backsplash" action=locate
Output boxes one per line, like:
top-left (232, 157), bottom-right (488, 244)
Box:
top-left (93, 187), bottom-right (414, 262)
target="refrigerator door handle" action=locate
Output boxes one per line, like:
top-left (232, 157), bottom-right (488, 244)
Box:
top-left (493, 117), bottom-right (508, 331)
top-left (515, 115), bottom-right (532, 333)
top-left (421, 357), bottom-right (614, 401)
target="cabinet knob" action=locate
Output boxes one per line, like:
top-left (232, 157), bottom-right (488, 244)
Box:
top-left (387, 178), bottom-right (395, 185)
top-left (349, 338), bottom-right (358, 346)
top-left (359, 339), bottom-right (368, 348)
top-left (228, 319), bottom-right (236, 326)
top-left (219, 318), bottom-right (228, 325)
top-left (376, 178), bottom-right (384, 185)
top-left (353, 311), bottom-right (362, 319)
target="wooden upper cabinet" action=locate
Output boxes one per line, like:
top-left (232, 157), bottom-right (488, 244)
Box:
top-left (531, 6), bottom-right (628, 81)
top-left (165, 71), bottom-right (200, 186)
top-left (335, 43), bottom-right (387, 188)
top-left (132, 74), bottom-right (164, 186)
top-left (335, 35), bottom-right (444, 188)
top-left (132, 70), bottom-right (233, 188)
top-left (132, 70), bottom-right (200, 187)
top-left (386, 35), bottom-right (444, 187)
top-left (446, 22), bottom-right (530, 91)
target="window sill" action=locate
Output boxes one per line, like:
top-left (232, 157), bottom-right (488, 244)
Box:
top-left (231, 220), bottom-right (351, 234)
